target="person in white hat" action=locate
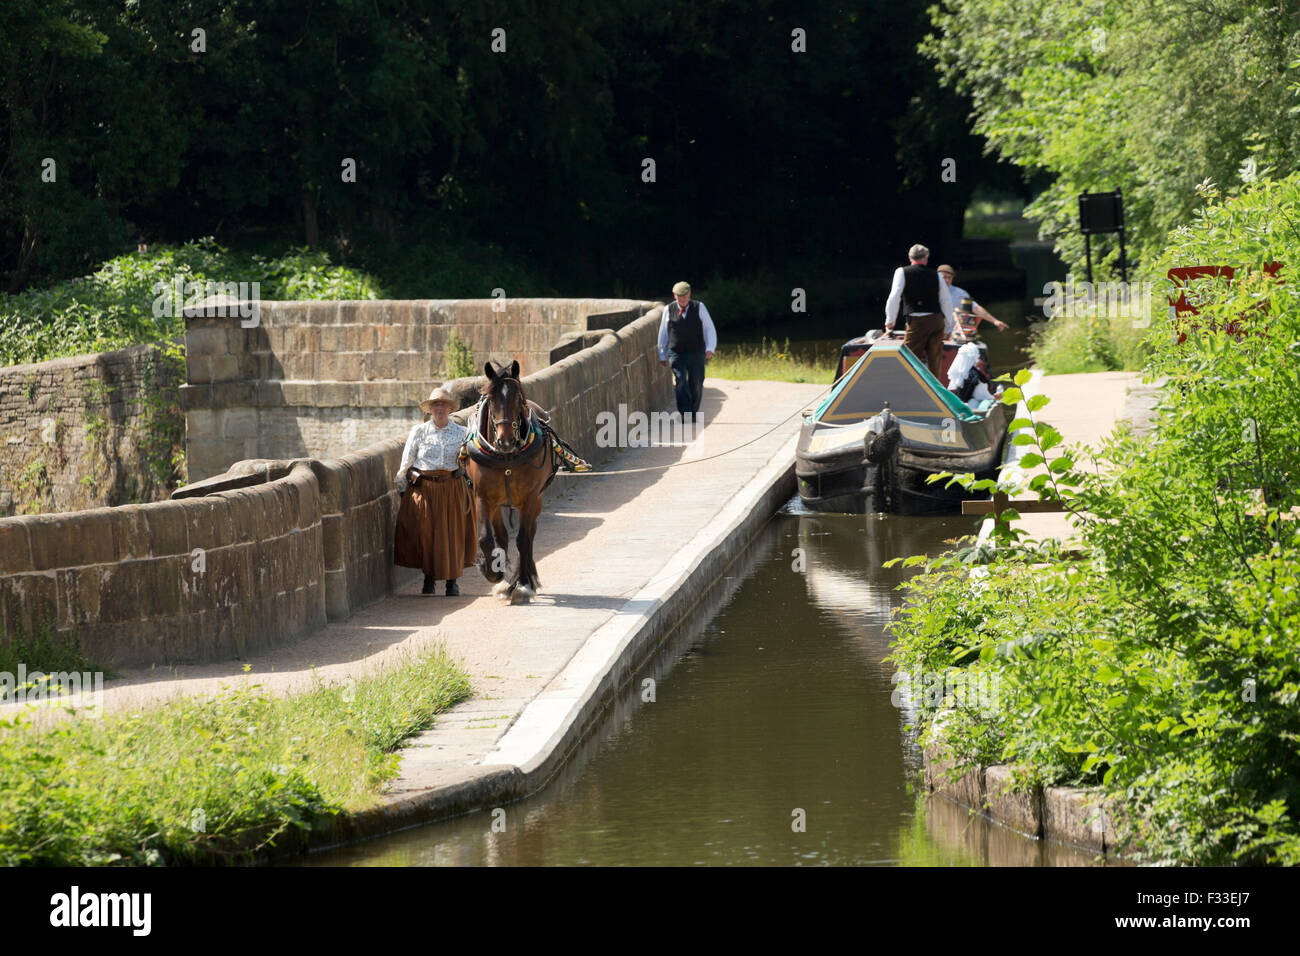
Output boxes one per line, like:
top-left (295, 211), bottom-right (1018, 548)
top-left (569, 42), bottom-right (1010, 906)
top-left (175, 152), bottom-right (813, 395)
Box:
top-left (393, 387), bottom-right (477, 595)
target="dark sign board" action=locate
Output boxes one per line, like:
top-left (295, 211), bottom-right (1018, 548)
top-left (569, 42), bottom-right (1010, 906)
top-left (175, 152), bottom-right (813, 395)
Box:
top-left (1078, 190), bottom-right (1124, 234)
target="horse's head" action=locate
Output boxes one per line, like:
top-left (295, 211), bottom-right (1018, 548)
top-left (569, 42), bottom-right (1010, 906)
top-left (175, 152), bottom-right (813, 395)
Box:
top-left (482, 359), bottom-right (526, 452)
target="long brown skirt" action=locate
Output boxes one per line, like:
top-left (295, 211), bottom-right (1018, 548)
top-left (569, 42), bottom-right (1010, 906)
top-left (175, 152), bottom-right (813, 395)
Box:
top-left (393, 469), bottom-right (478, 579)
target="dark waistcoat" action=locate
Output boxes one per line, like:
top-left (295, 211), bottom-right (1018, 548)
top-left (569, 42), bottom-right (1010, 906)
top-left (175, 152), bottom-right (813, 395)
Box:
top-left (902, 264), bottom-right (941, 316)
top-left (667, 301), bottom-right (705, 351)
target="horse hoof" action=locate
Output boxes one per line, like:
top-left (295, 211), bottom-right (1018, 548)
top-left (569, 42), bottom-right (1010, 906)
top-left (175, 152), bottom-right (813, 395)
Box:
top-left (492, 580), bottom-right (510, 598)
top-left (516, 583), bottom-right (535, 599)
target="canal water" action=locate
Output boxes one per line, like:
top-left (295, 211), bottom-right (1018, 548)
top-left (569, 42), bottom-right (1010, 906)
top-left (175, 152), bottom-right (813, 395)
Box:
top-left (307, 503), bottom-right (1096, 866)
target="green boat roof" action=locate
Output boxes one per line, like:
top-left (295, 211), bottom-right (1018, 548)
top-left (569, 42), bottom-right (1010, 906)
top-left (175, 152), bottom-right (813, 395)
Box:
top-left (812, 341), bottom-right (980, 424)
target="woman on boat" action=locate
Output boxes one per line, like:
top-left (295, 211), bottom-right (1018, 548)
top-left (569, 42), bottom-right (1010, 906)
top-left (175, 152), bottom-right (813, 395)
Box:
top-left (946, 342), bottom-right (998, 404)
top-left (393, 387), bottom-right (478, 596)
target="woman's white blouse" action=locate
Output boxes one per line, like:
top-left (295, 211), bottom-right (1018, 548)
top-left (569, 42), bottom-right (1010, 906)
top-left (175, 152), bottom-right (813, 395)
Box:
top-left (396, 419), bottom-right (467, 486)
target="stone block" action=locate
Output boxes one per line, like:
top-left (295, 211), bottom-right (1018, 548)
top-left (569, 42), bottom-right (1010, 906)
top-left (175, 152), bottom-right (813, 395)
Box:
top-left (27, 510), bottom-right (116, 570)
top-left (404, 325), bottom-right (428, 353)
top-left (0, 519), bottom-right (33, 575)
top-left (99, 558), bottom-right (180, 621)
top-left (924, 744), bottom-right (984, 810)
top-left (278, 382), bottom-right (315, 406)
top-left (269, 303), bottom-right (306, 327)
top-left (257, 380), bottom-right (286, 406)
top-left (211, 381), bottom-right (258, 408)
top-left (109, 504), bottom-right (152, 560)
top-left (222, 488), bottom-right (259, 543)
top-left (983, 765), bottom-right (1042, 838)
top-left (0, 572), bottom-right (54, 637)
top-left (314, 383), bottom-right (358, 407)
top-left (143, 500), bottom-right (191, 556)
top-left (284, 326), bottom-right (320, 356)
top-left (1042, 786), bottom-right (1106, 851)
top-left (280, 353), bottom-right (316, 380)
top-left (306, 301), bottom-right (340, 325)
top-left (56, 567), bottom-right (100, 628)
top-left (319, 513), bottom-right (346, 572)
top-left (180, 496), bottom-right (235, 550)
top-left (241, 325), bottom-right (272, 355)
top-left (222, 408), bottom-right (259, 440)
top-left (396, 352), bottom-right (432, 381)
top-left (310, 460), bottom-right (350, 515)
top-left (337, 302), bottom-right (362, 326)
top-left (362, 352), bottom-right (396, 381)
top-left (318, 327), bottom-right (344, 353)
top-left (210, 355), bottom-right (241, 383)
top-left (186, 326), bottom-right (229, 358)
top-left (186, 354), bottom-right (213, 385)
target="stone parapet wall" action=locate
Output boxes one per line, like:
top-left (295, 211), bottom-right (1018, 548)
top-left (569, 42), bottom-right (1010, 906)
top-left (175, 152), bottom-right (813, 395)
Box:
top-left (0, 343), bottom-right (184, 516)
top-left (0, 462), bottom-right (324, 667)
top-left (181, 298), bottom-right (661, 480)
top-left (1, 306), bottom-right (673, 665)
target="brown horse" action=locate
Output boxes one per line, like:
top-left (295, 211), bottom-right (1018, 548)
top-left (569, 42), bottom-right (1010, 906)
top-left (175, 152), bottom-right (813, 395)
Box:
top-left (464, 360), bottom-right (555, 601)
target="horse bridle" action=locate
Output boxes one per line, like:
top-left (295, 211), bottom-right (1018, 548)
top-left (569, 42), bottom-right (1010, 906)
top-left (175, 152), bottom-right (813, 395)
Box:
top-left (487, 376), bottom-right (528, 449)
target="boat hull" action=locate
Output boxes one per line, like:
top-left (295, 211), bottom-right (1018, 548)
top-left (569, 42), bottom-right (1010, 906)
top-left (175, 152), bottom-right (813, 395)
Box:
top-left (796, 403), bottom-right (1008, 514)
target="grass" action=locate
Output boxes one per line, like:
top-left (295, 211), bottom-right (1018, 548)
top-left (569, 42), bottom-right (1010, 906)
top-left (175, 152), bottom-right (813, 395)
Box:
top-left (1029, 308), bottom-right (1159, 374)
top-left (0, 646), bottom-right (471, 865)
top-left (708, 337), bottom-right (836, 384)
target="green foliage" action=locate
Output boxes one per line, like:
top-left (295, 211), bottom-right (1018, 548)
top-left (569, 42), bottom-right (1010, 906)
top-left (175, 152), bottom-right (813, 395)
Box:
top-left (1, 1), bottom-right (986, 298)
top-left (925, 0), bottom-right (1300, 275)
top-left (135, 342), bottom-right (187, 494)
top-left (0, 620), bottom-right (99, 699)
top-left (889, 174), bottom-right (1300, 865)
top-left (0, 239), bottom-right (380, 366)
top-left (0, 647), bottom-right (471, 865)
top-left (444, 330), bottom-right (476, 380)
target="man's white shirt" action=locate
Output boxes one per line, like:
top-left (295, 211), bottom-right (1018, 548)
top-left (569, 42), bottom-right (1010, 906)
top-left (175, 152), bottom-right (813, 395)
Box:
top-left (884, 267), bottom-right (955, 334)
top-left (657, 302), bottom-right (718, 361)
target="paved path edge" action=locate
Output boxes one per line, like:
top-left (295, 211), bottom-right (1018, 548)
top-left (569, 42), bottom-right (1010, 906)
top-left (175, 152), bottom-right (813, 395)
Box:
top-left (268, 433), bottom-right (800, 862)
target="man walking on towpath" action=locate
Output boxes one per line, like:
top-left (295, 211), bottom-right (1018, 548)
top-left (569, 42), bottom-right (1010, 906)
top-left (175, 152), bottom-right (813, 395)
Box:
top-left (658, 280), bottom-right (717, 423)
top-left (884, 243), bottom-right (954, 378)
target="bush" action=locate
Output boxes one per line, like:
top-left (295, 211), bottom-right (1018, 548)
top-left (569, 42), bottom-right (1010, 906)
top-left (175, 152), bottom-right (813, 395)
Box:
top-left (0, 239), bottom-right (381, 366)
top-left (887, 173), bottom-right (1300, 865)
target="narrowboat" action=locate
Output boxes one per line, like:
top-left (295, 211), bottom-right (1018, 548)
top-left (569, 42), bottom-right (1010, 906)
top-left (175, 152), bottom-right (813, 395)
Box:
top-left (796, 329), bottom-right (1009, 514)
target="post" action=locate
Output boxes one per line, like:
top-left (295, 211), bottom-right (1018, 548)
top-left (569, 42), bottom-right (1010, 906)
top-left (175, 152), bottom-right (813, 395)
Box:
top-left (1084, 233), bottom-right (1093, 287)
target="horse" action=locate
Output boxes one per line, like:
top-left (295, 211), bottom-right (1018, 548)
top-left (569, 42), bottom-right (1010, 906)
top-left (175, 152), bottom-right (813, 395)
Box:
top-left (463, 360), bottom-right (556, 601)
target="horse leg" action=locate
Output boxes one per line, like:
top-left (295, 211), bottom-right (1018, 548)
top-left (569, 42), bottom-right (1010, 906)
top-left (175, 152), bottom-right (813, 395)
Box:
top-left (492, 505), bottom-right (518, 601)
top-left (518, 494), bottom-right (544, 595)
top-left (476, 493), bottom-right (504, 584)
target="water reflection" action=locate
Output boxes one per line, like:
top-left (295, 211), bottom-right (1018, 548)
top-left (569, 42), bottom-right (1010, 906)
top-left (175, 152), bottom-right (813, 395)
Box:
top-left (303, 510), bottom-right (1090, 867)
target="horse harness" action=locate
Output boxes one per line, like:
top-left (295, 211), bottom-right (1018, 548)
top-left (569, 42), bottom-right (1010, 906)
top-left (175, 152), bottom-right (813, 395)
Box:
top-left (460, 384), bottom-right (592, 499)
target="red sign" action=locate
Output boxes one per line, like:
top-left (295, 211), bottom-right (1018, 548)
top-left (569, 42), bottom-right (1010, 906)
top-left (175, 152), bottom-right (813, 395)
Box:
top-left (1168, 263), bottom-right (1283, 343)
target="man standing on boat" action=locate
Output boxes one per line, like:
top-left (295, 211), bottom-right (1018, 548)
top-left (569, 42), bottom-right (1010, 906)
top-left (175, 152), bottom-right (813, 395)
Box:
top-left (883, 244), bottom-right (954, 378)
top-left (937, 263), bottom-right (1010, 334)
top-left (658, 280), bottom-right (717, 423)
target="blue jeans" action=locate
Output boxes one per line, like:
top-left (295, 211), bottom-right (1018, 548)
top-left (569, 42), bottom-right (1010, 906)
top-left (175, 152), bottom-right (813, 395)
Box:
top-left (668, 348), bottom-right (706, 418)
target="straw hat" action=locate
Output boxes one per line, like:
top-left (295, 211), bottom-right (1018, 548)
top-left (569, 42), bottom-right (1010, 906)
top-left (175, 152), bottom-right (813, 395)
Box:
top-left (419, 386), bottom-right (457, 413)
